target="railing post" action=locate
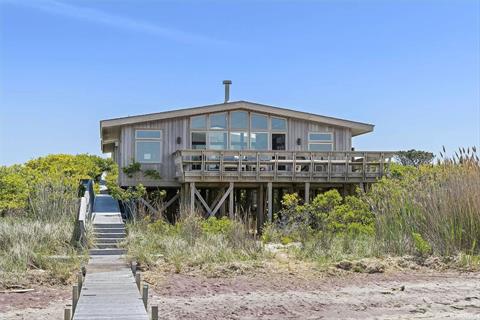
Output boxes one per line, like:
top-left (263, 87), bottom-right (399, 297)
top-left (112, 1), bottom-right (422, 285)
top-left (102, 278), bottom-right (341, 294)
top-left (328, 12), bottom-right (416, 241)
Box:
top-left (256, 152), bottom-right (260, 180)
top-left (77, 271), bottom-right (83, 292)
top-left (151, 305), bottom-right (159, 320)
top-left (72, 285), bottom-right (79, 314)
top-left (363, 152), bottom-right (367, 181)
top-left (239, 151), bottom-right (243, 177)
top-left (380, 152), bottom-right (385, 177)
top-left (310, 152), bottom-right (314, 180)
top-left (142, 284), bottom-right (149, 309)
top-left (327, 152), bottom-right (331, 182)
top-left (274, 153), bottom-right (278, 180)
top-left (135, 272), bottom-right (141, 291)
top-left (64, 305), bottom-right (72, 320)
top-left (222, 152), bottom-right (226, 178)
top-left (292, 152), bottom-right (296, 181)
top-left (345, 152), bottom-right (349, 181)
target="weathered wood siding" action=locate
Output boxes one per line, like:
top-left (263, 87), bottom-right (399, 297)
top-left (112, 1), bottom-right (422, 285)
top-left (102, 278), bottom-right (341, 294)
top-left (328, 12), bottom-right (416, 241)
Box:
top-left (117, 109), bottom-right (352, 187)
top-left (119, 117), bottom-right (188, 187)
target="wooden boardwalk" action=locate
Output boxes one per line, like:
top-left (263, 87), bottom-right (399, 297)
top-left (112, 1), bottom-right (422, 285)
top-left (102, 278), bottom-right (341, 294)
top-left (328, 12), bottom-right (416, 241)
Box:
top-left (73, 195), bottom-right (148, 320)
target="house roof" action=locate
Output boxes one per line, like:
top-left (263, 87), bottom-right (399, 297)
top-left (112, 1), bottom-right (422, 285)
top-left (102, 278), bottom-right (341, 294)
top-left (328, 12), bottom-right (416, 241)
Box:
top-left (100, 100), bottom-right (374, 137)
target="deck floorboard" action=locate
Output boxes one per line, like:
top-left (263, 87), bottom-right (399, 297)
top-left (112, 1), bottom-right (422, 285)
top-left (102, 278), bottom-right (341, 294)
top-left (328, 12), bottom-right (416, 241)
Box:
top-left (73, 195), bottom-right (148, 320)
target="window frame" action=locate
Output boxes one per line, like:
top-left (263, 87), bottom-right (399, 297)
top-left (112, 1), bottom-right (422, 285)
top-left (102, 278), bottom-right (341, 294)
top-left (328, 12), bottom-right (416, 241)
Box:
top-left (135, 129), bottom-right (162, 139)
top-left (251, 113), bottom-right (269, 130)
top-left (308, 131), bottom-right (333, 152)
top-left (250, 131), bottom-right (269, 150)
top-left (207, 131), bottom-right (228, 150)
top-left (229, 131), bottom-right (249, 150)
top-left (230, 111), bottom-right (249, 130)
top-left (209, 112), bottom-right (228, 130)
top-left (190, 131), bottom-right (207, 150)
top-left (135, 129), bottom-right (163, 163)
top-left (271, 116), bottom-right (287, 131)
top-left (190, 115), bottom-right (207, 129)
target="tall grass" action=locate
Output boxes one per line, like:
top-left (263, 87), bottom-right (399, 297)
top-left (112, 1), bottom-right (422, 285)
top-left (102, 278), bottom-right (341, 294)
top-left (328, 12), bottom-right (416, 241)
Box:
top-left (125, 214), bottom-right (265, 273)
top-left (369, 148), bottom-right (480, 256)
top-left (0, 178), bottom-right (84, 286)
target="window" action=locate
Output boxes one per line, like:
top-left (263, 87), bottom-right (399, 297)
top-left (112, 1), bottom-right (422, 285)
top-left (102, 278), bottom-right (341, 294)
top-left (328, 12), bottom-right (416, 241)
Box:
top-left (136, 130), bottom-right (161, 139)
top-left (250, 132), bottom-right (268, 150)
top-left (135, 130), bottom-right (162, 163)
top-left (191, 115), bottom-right (206, 129)
top-left (309, 133), bottom-right (332, 141)
top-left (308, 132), bottom-right (333, 151)
top-left (272, 133), bottom-right (286, 150)
top-left (271, 117), bottom-right (287, 130)
top-left (230, 111), bottom-right (248, 129)
top-left (251, 113), bottom-right (268, 130)
top-left (191, 132), bottom-right (206, 149)
top-left (208, 132), bottom-right (227, 150)
top-left (230, 132), bottom-right (248, 150)
top-left (209, 113), bottom-right (227, 130)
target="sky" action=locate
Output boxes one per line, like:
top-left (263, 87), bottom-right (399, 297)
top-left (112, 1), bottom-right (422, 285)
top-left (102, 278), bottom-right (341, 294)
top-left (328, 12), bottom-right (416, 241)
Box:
top-left (0, 0), bottom-right (479, 165)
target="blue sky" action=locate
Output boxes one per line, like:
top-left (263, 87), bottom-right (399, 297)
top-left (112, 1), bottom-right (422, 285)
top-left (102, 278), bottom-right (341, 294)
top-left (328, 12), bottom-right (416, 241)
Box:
top-left (0, 0), bottom-right (479, 165)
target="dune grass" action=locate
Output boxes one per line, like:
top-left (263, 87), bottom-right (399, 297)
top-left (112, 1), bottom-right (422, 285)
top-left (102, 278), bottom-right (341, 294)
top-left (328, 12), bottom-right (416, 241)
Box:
top-left (122, 148), bottom-right (480, 273)
top-left (125, 215), bottom-right (266, 273)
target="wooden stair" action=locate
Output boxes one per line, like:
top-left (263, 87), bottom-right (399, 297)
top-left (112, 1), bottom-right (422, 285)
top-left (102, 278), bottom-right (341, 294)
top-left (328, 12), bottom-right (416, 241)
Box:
top-left (90, 223), bottom-right (126, 256)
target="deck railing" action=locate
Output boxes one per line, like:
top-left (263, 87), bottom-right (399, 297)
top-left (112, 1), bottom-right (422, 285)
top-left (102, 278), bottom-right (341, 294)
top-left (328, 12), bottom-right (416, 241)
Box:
top-left (72, 179), bottom-right (95, 247)
top-left (174, 149), bottom-right (395, 183)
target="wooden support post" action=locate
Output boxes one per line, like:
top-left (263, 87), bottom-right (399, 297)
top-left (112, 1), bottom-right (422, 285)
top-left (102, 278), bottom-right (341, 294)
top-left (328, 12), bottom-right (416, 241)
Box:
top-left (135, 272), bottom-right (141, 292)
top-left (305, 182), bottom-right (310, 204)
top-left (64, 306), bottom-right (71, 320)
top-left (257, 184), bottom-right (264, 233)
top-left (72, 285), bottom-right (78, 314)
top-left (267, 182), bottom-right (273, 222)
top-left (190, 182), bottom-right (195, 214)
top-left (229, 182), bottom-right (234, 219)
top-left (142, 284), bottom-right (149, 309)
top-left (151, 305), bottom-right (159, 320)
top-left (210, 183), bottom-right (233, 217)
top-left (77, 271), bottom-right (83, 292)
top-left (131, 261), bottom-right (137, 275)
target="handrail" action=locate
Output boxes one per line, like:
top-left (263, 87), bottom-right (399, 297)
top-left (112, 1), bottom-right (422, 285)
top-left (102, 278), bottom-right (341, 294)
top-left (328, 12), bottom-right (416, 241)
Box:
top-left (174, 149), bottom-right (396, 183)
top-left (73, 179), bottom-right (95, 247)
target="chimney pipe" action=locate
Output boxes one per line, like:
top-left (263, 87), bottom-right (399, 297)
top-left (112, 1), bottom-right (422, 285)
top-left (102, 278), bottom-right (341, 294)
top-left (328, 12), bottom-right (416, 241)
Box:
top-left (223, 80), bottom-right (232, 103)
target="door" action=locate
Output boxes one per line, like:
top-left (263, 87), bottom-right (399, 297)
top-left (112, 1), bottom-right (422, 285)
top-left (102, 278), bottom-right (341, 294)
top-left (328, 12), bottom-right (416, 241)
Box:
top-left (272, 133), bottom-right (286, 171)
top-left (272, 133), bottom-right (286, 150)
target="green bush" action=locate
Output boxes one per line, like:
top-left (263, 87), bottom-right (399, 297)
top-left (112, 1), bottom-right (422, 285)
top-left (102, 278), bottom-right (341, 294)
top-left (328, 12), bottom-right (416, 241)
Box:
top-left (201, 217), bottom-right (234, 235)
top-left (412, 232), bottom-right (432, 257)
top-left (124, 213), bottom-right (264, 271)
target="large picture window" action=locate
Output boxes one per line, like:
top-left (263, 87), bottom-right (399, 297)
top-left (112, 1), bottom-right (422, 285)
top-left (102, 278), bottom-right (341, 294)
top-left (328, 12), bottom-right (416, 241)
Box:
top-left (135, 130), bottom-right (162, 163)
top-left (230, 111), bottom-right (248, 129)
top-left (208, 132), bottom-right (227, 150)
top-left (308, 132), bottom-right (333, 152)
top-left (191, 132), bottom-right (207, 149)
top-left (209, 113), bottom-right (227, 130)
top-left (230, 132), bottom-right (248, 150)
top-left (250, 132), bottom-right (268, 150)
top-left (271, 117), bottom-right (287, 130)
top-left (251, 114), bottom-right (268, 130)
top-left (191, 115), bottom-right (206, 129)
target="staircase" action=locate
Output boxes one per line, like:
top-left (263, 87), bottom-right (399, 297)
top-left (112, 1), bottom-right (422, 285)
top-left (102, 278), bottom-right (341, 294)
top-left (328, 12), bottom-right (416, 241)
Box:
top-left (90, 222), bottom-right (126, 255)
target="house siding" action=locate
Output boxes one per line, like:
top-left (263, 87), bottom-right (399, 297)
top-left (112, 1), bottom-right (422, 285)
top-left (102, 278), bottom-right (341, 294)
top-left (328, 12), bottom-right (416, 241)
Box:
top-left (117, 110), bottom-right (352, 187)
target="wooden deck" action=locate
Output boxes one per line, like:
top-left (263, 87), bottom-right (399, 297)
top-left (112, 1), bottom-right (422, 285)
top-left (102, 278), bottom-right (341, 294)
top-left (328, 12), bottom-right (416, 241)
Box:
top-left (73, 196), bottom-right (148, 320)
top-left (174, 150), bottom-right (394, 183)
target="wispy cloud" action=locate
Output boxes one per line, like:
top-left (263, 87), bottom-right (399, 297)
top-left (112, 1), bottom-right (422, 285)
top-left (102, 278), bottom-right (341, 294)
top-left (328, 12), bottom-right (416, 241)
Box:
top-left (2, 0), bottom-right (229, 46)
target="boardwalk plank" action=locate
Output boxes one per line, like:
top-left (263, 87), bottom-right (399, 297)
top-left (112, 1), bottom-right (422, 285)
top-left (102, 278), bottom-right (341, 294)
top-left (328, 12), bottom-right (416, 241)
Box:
top-left (73, 195), bottom-right (148, 320)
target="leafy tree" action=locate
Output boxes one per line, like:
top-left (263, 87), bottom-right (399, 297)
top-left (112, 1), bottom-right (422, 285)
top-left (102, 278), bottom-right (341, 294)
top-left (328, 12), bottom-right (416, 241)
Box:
top-left (0, 154), bottom-right (118, 215)
top-left (395, 149), bottom-right (434, 167)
